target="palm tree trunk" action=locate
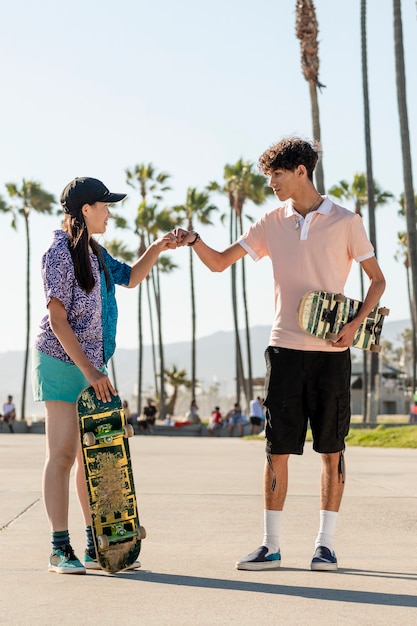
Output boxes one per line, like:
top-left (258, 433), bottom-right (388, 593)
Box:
top-left (233, 268), bottom-right (246, 405)
top-left (229, 206), bottom-right (244, 403)
top-left (189, 247), bottom-right (197, 401)
top-left (165, 385), bottom-right (178, 416)
top-left (153, 263), bottom-right (166, 419)
top-left (296, 0), bottom-right (325, 194)
top-left (406, 262), bottom-right (416, 393)
top-left (21, 213), bottom-right (31, 422)
top-left (309, 81), bottom-right (325, 194)
top-left (239, 208), bottom-right (253, 404)
top-left (393, 0), bottom-right (417, 333)
top-left (361, 0), bottom-right (379, 422)
top-left (240, 256), bottom-right (252, 405)
top-left (146, 276), bottom-right (159, 397)
top-left (137, 283), bottom-right (143, 417)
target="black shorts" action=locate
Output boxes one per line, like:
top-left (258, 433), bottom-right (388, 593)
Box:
top-left (250, 417), bottom-right (262, 426)
top-left (263, 346), bottom-right (351, 455)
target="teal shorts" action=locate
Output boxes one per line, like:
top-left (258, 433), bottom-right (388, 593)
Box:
top-left (32, 349), bottom-right (106, 403)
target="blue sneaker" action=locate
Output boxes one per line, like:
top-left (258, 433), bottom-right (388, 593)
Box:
top-left (48, 545), bottom-right (86, 574)
top-left (310, 546), bottom-right (338, 571)
top-left (84, 548), bottom-right (101, 570)
top-left (235, 546), bottom-right (281, 571)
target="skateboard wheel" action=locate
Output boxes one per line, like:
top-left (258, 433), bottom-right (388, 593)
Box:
top-left (325, 332), bottom-right (338, 341)
top-left (334, 293), bottom-right (345, 303)
top-left (370, 344), bottom-right (382, 353)
top-left (377, 307), bottom-right (390, 316)
top-left (98, 534), bottom-right (109, 549)
top-left (137, 525), bottom-right (146, 540)
top-left (83, 432), bottom-right (96, 446)
top-left (124, 424), bottom-right (134, 438)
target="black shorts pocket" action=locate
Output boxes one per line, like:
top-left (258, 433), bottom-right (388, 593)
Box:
top-left (336, 392), bottom-right (351, 440)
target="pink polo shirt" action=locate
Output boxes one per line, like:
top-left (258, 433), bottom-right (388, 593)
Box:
top-left (238, 197), bottom-right (374, 351)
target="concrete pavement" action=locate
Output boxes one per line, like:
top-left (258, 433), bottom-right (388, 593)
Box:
top-left (0, 433), bottom-right (416, 625)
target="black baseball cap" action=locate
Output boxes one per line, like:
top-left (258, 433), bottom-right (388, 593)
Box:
top-left (60, 177), bottom-right (127, 214)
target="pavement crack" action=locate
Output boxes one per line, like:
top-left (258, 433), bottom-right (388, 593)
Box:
top-left (0, 497), bottom-right (41, 531)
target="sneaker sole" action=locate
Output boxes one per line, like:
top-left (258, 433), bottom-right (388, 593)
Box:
top-left (310, 561), bottom-right (338, 571)
top-left (235, 560), bottom-right (281, 571)
top-left (48, 564), bottom-right (86, 574)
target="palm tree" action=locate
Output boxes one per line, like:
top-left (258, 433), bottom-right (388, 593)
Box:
top-left (125, 164), bottom-right (171, 416)
top-left (3, 180), bottom-right (56, 420)
top-left (146, 207), bottom-right (178, 420)
top-left (173, 187), bottom-right (218, 403)
top-left (209, 160), bottom-right (272, 406)
top-left (135, 202), bottom-right (164, 400)
top-left (393, 0), bottom-right (417, 335)
top-left (328, 174), bottom-right (393, 422)
top-left (295, 0), bottom-right (326, 194)
top-left (164, 365), bottom-right (193, 417)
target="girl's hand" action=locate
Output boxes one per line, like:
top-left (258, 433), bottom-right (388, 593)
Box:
top-left (158, 232), bottom-right (178, 250)
top-left (87, 369), bottom-right (116, 403)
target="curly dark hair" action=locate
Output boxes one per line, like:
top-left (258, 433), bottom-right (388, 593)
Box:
top-left (258, 137), bottom-right (319, 180)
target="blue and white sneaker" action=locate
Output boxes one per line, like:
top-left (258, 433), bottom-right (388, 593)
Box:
top-left (310, 546), bottom-right (338, 571)
top-left (235, 546), bottom-right (281, 571)
top-left (48, 545), bottom-right (86, 574)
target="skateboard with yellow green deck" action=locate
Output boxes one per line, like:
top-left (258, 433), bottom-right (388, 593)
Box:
top-left (77, 386), bottom-right (146, 573)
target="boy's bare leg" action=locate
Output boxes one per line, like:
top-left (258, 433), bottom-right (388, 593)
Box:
top-left (320, 452), bottom-right (345, 511)
top-left (264, 454), bottom-right (289, 510)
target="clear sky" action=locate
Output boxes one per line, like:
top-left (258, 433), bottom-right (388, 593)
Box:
top-left (1, 0), bottom-right (416, 354)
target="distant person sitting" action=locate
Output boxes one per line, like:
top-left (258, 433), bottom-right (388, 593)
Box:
top-left (226, 402), bottom-right (246, 437)
top-left (138, 398), bottom-right (157, 433)
top-left (207, 406), bottom-right (223, 436)
top-left (249, 396), bottom-right (265, 435)
top-left (2, 395), bottom-right (16, 433)
top-left (187, 398), bottom-right (200, 424)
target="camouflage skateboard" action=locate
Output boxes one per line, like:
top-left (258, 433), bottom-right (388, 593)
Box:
top-left (297, 290), bottom-right (389, 352)
top-left (77, 386), bottom-right (146, 573)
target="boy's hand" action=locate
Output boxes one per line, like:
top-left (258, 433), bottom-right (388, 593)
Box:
top-left (174, 228), bottom-right (193, 246)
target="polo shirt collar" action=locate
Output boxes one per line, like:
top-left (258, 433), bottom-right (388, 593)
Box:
top-left (284, 195), bottom-right (332, 218)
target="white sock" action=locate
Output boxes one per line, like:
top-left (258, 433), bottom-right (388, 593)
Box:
top-left (262, 510), bottom-right (282, 553)
top-left (315, 510), bottom-right (338, 551)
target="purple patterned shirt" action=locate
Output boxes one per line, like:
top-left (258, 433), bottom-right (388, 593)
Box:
top-left (35, 230), bottom-right (131, 368)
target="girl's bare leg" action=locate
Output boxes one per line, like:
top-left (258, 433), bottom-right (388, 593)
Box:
top-left (43, 401), bottom-right (79, 531)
